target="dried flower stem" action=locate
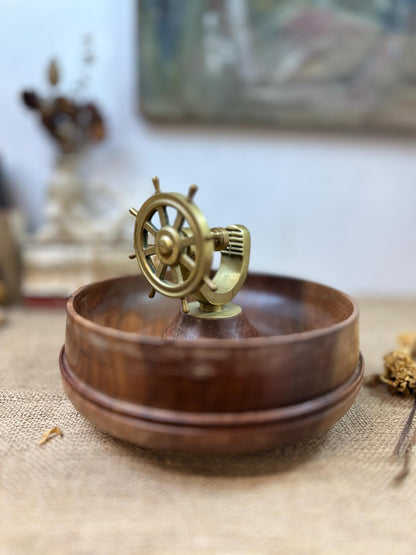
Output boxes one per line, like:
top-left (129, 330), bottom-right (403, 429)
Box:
top-left (392, 396), bottom-right (416, 457)
top-left (376, 332), bottom-right (416, 482)
top-left (395, 424), bottom-right (416, 482)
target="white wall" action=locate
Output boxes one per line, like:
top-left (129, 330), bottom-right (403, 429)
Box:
top-left (1, 0), bottom-right (416, 296)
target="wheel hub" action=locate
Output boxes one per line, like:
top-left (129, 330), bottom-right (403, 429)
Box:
top-left (156, 226), bottom-right (181, 266)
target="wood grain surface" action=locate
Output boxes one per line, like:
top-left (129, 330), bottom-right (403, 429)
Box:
top-left (60, 273), bottom-right (363, 454)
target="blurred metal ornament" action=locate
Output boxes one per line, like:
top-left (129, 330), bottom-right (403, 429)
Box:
top-left (0, 209), bottom-right (21, 305)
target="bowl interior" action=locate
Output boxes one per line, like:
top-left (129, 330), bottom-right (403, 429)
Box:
top-left (72, 273), bottom-right (355, 339)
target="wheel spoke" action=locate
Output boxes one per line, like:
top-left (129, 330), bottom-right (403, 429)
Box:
top-left (170, 265), bottom-right (184, 284)
top-left (144, 221), bottom-right (158, 236)
top-left (180, 253), bottom-right (195, 272)
top-left (158, 206), bottom-right (168, 227)
top-left (181, 298), bottom-right (189, 313)
top-left (203, 274), bottom-right (217, 291)
top-left (180, 235), bottom-right (195, 248)
top-left (173, 210), bottom-right (185, 231)
top-left (156, 263), bottom-right (167, 279)
top-left (143, 245), bottom-right (156, 257)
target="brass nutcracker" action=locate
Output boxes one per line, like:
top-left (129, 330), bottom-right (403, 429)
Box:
top-left (129, 177), bottom-right (250, 318)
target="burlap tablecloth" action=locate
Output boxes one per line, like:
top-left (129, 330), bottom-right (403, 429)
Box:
top-left (1, 300), bottom-right (416, 554)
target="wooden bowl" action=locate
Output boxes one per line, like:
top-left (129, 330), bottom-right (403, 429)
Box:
top-left (60, 273), bottom-right (363, 455)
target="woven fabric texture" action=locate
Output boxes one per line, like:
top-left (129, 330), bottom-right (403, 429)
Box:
top-left (1, 301), bottom-right (416, 555)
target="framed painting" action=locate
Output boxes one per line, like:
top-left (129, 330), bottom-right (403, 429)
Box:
top-left (139, 0), bottom-right (416, 132)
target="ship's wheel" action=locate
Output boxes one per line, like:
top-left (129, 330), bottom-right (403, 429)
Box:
top-left (129, 178), bottom-right (217, 311)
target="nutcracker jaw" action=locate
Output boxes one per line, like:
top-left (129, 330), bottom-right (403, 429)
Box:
top-left (190, 224), bottom-right (251, 315)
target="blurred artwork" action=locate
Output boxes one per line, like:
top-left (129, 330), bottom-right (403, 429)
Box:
top-left (140, 0), bottom-right (416, 131)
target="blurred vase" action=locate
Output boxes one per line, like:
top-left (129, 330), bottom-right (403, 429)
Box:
top-left (37, 152), bottom-right (86, 243)
top-left (37, 152), bottom-right (128, 244)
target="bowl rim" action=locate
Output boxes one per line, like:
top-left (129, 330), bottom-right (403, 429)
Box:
top-left (66, 272), bottom-right (359, 350)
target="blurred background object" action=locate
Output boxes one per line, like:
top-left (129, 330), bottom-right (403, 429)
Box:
top-left (0, 156), bottom-right (21, 307)
top-left (140, 0), bottom-right (416, 132)
top-left (0, 0), bottom-right (416, 298)
top-left (18, 35), bottom-right (134, 301)
top-left (22, 43), bottom-right (105, 156)
top-left (21, 39), bottom-right (109, 244)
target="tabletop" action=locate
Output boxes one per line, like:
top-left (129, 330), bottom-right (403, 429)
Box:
top-left (1, 300), bottom-right (416, 555)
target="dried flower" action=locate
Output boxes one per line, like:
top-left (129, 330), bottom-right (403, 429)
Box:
top-left (48, 59), bottom-right (60, 86)
top-left (381, 350), bottom-right (416, 395)
top-left (20, 38), bottom-right (105, 154)
top-left (22, 91), bottom-right (40, 110)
